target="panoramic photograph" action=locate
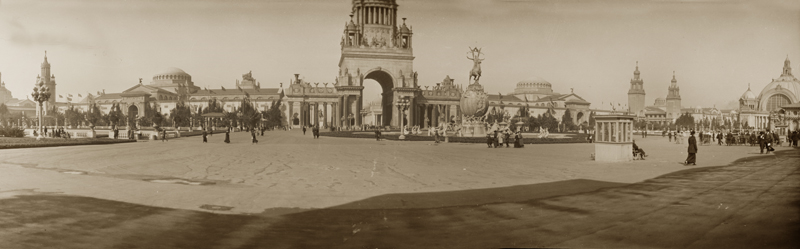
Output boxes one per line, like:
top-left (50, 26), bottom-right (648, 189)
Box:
top-left (0, 0), bottom-right (798, 248)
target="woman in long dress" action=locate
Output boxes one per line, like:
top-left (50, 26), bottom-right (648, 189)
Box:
top-left (514, 132), bottom-right (524, 148)
top-left (224, 130), bottom-right (230, 144)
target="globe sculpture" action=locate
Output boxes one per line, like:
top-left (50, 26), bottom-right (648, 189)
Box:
top-left (460, 47), bottom-right (489, 137)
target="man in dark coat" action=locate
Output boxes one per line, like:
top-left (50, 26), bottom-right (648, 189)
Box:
top-left (765, 131), bottom-right (774, 153)
top-left (486, 134), bottom-right (493, 148)
top-left (302, 126), bottom-right (307, 135)
top-left (685, 130), bottom-right (697, 165)
top-left (758, 131), bottom-right (766, 153)
top-left (202, 130), bottom-right (207, 143)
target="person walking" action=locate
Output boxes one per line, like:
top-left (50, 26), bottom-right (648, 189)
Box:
top-left (251, 130), bottom-right (258, 144)
top-left (513, 132), bottom-right (524, 148)
top-left (302, 126), bottom-right (307, 135)
top-left (503, 130), bottom-right (511, 148)
top-left (486, 133), bottom-right (493, 148)
top-left (758, 131), bottom-right (766, 153)
top-left (685, 130), bottom-right (697, 165)
top-left (717, 132), bottom-right (723, 146)
top-left (668, 130), bottom-right (673, 142)
top-left (765, 131), bottom-right (775, 153)
top-left (375, 128), bottom-right (382, 141)
top-left (202, 130), bottom-right (208, 143)
top-left (224, 129), bottom-right (230, 144)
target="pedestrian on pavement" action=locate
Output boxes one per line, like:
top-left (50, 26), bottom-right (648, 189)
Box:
top-left (251, 130), bottom-right (258, 144)
top-left (685, 130), bottom-right (697, 165)
top-left (224, 130), bottom-right (230, 144)
top-left (503, 130), bottom-right (511, 148)
top-left (375, 129), bottom-right (382, 141)
top-left (202, 130), bottom-right (207, 143)
top-left (486, 133), bottom-right (493, 148)
top-left (668, 130), bottom-right (673, 142)
top-left (302, 126), bottom-right (307, 135)
top-left (161, 129), bottom-right (168, 142)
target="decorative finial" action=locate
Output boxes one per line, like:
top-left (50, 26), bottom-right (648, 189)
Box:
top-left (748, 83), bottom-right (750, 90)
top-left (139, 78), bottom-right (142, 84)
top-left (402, 18), bottom-right (406, 24)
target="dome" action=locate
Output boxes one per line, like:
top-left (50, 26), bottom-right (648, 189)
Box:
top-left (152, 67), bottom-right (191, 81)
top-left (517, 76), bottom-right (551, 87)
top-left (740, 87), bottom-right (756, 100)
top-left (155, 67), bottom-right (189, 77)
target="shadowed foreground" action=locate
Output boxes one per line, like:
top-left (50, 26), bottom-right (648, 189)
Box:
top-left (0, 150), bottom-right (798, 249)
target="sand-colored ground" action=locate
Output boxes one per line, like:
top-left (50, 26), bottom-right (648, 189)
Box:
top-left (0, 130), bottom-right (789, 213)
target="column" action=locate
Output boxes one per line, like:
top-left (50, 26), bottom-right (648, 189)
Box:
top-left (423, 104), bottom-right (428, 128)
top-left (299, 102), bottom-right (304, 127)
top-left (432, 104), bottom-right (438, 128)
top-left (342, 95), bottom-right (349, 126)
top-left (356, 95), bottom-right (363, 127)
top-left (286, 101), bottom-right (294, 127)
top-left (333, 102), bottom-right (339, 128)
top-left (323, 102), bottom-right (328, 127)
top-left (409, 97), bottom-right (415, 127)
top-left (313, 102), bottom-right (318, 126)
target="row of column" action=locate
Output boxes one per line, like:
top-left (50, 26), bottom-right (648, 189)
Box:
top-left (755, 116), bottom-right (770, 130)
top-left (359, 6), bottom-right (395, 26)
top-left (417, 104), bottom-right (461, 128)
top-left (596, 121), bottom-right (633, 143)
top-left (287, 101), bottom-right (339, 128)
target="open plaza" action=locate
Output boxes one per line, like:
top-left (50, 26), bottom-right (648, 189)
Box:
top-left (1, 0), bottom-right (799, 248)
top-left (0, 131), bottom-right (798, 248)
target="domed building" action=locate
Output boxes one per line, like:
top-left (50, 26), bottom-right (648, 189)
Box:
top-left (739, 56), bottom-right (800, 133)
top-left (149, 67), bottom-right (200, 94)
top-left (511, 76), bottom-right (557, 100)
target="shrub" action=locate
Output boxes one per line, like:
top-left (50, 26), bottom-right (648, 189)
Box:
top-left (0, 126), bottom-right (25, 137)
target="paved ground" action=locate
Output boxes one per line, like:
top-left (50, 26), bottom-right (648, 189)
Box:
top-left (0, 131), bottom-right (797, 248)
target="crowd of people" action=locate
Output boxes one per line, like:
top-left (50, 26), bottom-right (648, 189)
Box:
top-left (485, 128), bottom-right (525, 148)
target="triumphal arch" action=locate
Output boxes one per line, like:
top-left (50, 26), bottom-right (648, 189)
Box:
top-left (284, 0), bottom-right (462, 129)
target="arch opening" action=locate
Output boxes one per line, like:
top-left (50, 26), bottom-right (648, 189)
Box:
top-left (364, 70), bottom-right (395, 127)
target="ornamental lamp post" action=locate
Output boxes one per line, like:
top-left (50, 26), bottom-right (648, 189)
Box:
top-left (396, 97), bottom-right (410, 139)
top-left (31, 81), bottom-right (51, 140)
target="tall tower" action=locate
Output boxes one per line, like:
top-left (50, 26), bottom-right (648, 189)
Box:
top-left (335, 0), bottom-right (415, 128)
top-left (666, 71), bottom-right (682, 121)
top-left (627, 61), bottom-right (645, 116)
top-left (39, 51), bottom-right (57, 108)
top-left (782, 55), bottom-right (793, 77)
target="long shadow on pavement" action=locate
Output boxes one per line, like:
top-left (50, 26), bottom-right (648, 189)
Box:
top-left (1, 149), bottom-right (798, 249)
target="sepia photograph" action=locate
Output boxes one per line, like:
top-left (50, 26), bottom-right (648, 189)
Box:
top-left (0, 0), bottom-right (798, 248)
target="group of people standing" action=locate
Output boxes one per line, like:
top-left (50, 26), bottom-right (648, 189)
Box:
top-left (486, 129), bottom-right (524, 148)
top-left (303, 125), bottom-right (321, 139)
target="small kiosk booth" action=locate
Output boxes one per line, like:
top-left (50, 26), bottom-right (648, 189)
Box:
top-left (594, 114), bottom-right (635, 162)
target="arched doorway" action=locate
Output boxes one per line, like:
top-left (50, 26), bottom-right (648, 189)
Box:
top-left (364, 70), bottom-right (395, 127)
top-left (128, 105), bottom-right (139, 128)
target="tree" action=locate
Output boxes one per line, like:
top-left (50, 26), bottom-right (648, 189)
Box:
top-left (674, 112), bottom-right (695, 130)
top-left (84, 103), bottom-right (103, 129)
top-left (170, 102), bottom-right (192, 128)
top-left (64, 106), bottom-right (84, 127)
top-left (108, 103), bottom-right (125, 129)
top-left (263, 99), bottom-right (285, 129)
top-left (562, 109), bottom-right (576, 131)
top-left (236, 98), bottom-right (261, 130)
top-left (0, 103), bottom-right (9, 127)
top-left (588, 111), bottom-right (596, 128)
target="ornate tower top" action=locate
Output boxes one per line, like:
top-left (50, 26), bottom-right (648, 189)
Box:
top-left (782, 55), bottom-right (792, 76)
top-left (667, 71), bottom-right (680, 100)
top-left (628, 61), bottom-right (644, 94)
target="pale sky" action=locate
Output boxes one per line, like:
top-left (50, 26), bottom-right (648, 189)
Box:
top-left (1, 0), bottom-right (799, 109)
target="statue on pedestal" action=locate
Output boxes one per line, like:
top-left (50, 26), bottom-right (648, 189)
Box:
top-left (467, 47), bottom-right (484, 83)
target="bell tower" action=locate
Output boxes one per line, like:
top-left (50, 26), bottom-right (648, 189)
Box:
top-left (39, 51), bottom-right (57, 112)
top-left (627, 61), bottom-right (645, 116)
top-left (337, 0), bottom-right (416, 128)
top-left (666, 71), bottom-right (682, 121)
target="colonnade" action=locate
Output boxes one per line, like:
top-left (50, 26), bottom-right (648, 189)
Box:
top-left (356, 5), bottom-right (396, 26)
top-left (285, 98), bottom-right (465, 129)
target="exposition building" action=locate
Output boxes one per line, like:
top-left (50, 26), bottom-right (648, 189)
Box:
top-left (738, 57), bottom-right (800, 134)
top-left (9, 0), bottom-right (592, 131)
